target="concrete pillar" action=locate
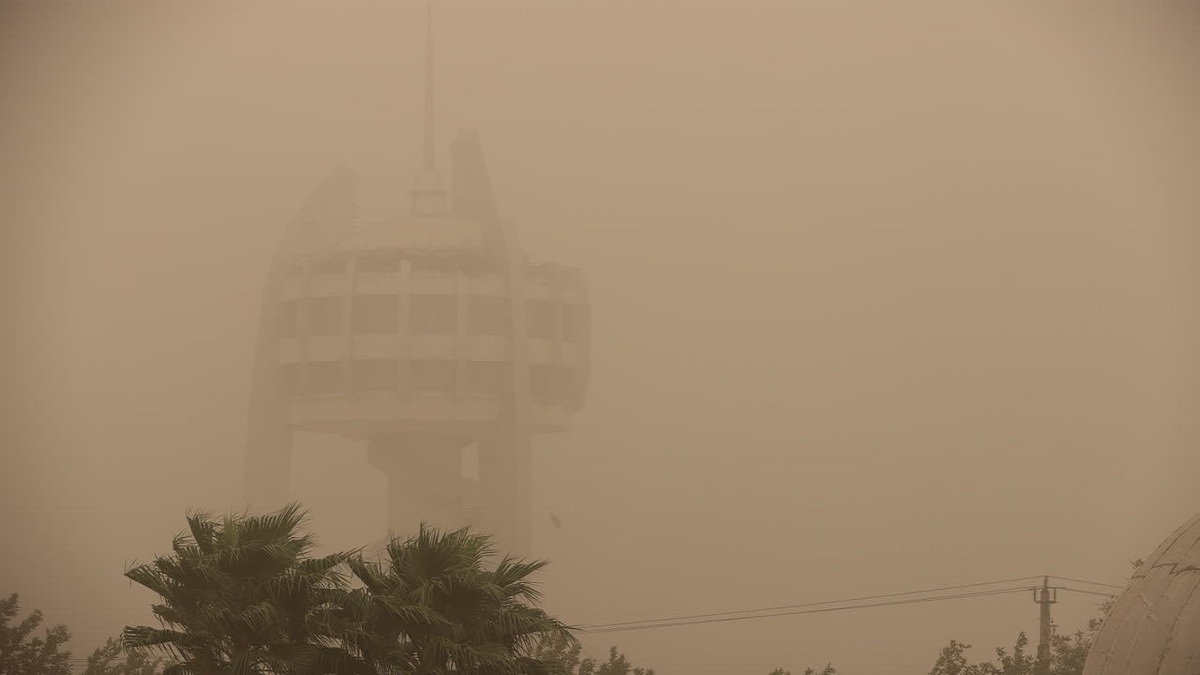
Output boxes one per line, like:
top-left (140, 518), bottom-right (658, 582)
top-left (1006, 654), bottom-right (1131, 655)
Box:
top-left (368, 435), bottom-right (467, 538)
top-left (477, 421), bottom-right (533, 557)
top-left (243, 424), bottom-right (292, 511)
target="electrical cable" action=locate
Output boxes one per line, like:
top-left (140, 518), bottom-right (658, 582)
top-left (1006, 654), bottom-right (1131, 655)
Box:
top-left (580, 586), bottom-right (1033, 634)
top-left (576, 575), bottom-right (1045, 630)
top-left (1049, 575), bottom-right (1126, 590)
top-left (1058, 586), bottom-right (1119, 598)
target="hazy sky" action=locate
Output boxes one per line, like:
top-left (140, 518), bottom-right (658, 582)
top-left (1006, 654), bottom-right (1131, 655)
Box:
top-left (3, 2), bottom-right (1198, 673)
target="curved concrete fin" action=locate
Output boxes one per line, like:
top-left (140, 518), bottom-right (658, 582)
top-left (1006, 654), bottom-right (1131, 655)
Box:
top-left (276, 164), bottom-right (361, 265)
top-left (243, 165), bottom-right (359, 510)
top-left (450, 130), bottom-right (499, 223)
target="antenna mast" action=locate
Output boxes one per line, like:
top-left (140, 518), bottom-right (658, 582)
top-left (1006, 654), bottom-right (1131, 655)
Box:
top-left (422, 4), bottom-right (435, 171)
top-left (410, 3), bottom-right (447, 215)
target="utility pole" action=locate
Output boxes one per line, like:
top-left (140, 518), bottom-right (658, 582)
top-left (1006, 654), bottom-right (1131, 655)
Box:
top-left (1033, 576), bottom-right (1058, 674)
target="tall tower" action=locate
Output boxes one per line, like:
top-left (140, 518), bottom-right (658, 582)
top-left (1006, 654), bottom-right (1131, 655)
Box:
top-left (241, 9), bottom-right (590, 555)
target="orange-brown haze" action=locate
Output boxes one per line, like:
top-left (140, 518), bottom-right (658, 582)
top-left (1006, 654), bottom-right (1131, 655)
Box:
top-left (2, 2), bottom-right (1197, 673)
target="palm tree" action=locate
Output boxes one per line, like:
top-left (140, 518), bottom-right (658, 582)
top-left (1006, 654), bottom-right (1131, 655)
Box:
top-left (122, 503), bottom-right (367, 675)
top-left (344, 524), bottom-right (574, 675)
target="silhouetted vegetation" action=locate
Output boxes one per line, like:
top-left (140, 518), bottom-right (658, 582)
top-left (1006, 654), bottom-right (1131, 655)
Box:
top-left (0, 593), bottom-right (73, 675)
top-left (84, 636), bottom-right (170, 675)
top-left (532, 636), bottom-right (655, 675)
top-left (6, 504), bottom-right (1126, 674)
top-left (121, 502), bottom-right (572, 674)
top-left (768, 666), bottom-right (838, 675)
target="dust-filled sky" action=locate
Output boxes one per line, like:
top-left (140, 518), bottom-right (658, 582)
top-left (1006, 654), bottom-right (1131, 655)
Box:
top-left (2, 2), bottom-right (1198, 673)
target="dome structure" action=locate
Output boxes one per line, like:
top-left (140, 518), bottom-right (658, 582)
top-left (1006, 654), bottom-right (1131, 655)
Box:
top-left (1083, 512), bottom-right (1200, 675)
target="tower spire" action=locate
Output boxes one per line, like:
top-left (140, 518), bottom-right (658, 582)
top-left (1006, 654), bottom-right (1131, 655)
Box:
top-left (422, 4), bottom-right (435, 171)
top-left (410, 3), bottom-right (447, 215)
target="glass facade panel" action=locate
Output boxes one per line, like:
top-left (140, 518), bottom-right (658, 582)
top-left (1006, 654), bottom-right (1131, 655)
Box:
top-left (562, 305), bottom-right (583, 343)
top-left (280, 300), bottom-right (299, 338)
top-left (465, 361), bottom-right (510, 394)
top-left (527, 300), bottom-right (557, 339)
top-left (307, 296), bottom-right (344, 336)
top-left (311, 258), bottom-right (347, 276)
top-left (559, 367), bottom-right (577, 397)
top-left (410, 359), bottom-right (455, 392)
top-left (280, 363), bottom-right (304, 395)
top-left (354, 359), bottom-right (398, 392)
top-left (356, 255), bottom-right (400, 274)
top-left (468, 296), bottom-right (509, 335)
top-left (410, 295), bottom-right (456, 334)
top-left (307, 361), bottom-right (343, 394)
top-left (528, 364), bottom-right (556, 398)
top-left (352, 295), bottom-right (398, 334)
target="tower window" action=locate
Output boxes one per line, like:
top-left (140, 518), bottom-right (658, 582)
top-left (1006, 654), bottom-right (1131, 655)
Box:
top-left (410, 359), bottom-right (455, 392)
top-left (410, 295), bottom-right (457, 334)
top-left (562, 305), bottom-right (583, 343)
top-left (307, 361), bottom-right (343, 394)
top-left (528, 364), bottom-right (556, 398)
top-left (354, 359), bottom-right (397, 392)
top-left (280, 363), bottom-right (304, 395)
top-left (311, 258), bottom-right (347, 276)
top-left (307, 296), bottom-right (344, 336)
top-left (410, 258), bottom-right (458, 276)
top-left (357, 255), bottom-right (400, 274)
top-left (559, 367), bottom-right (577, 397)
top-left (353, 295), bottom-right (398, 334)
top-left (466, 361), bottom-right (510, 395)
top-left (468, 296), bottom-right (509, 335)
top-left (527, 300), bottom-right (557, 339)
top-left (280, 301), bottom-right (299, 338)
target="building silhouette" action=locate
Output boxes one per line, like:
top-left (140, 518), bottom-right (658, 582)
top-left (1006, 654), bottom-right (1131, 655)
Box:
top-left (241, 10), bottom-right (589, 555)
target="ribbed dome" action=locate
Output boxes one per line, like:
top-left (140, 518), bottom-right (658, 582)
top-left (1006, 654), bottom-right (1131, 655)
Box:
top-left (1083, 513), bottom-right (1200, 674)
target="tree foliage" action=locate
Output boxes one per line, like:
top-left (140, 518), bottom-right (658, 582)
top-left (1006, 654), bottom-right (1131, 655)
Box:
top-left (927, 562), bottom-right (1137, 675)
top-left (84, 636), bottom-right (171, 675)
top-left (928, 618), bottom-right (1104, 675)
top-left (768, 666), bottom-right (838, 675)
top-left (122, 502), bottom-right (371, 674)
top-left (123, 503), bottom-right (572, 675)
top-left (342, 523), bottom-right (574, 675)
top-left (0, 593), bottom-right (73, 675)
top-left (531, 639), bottom-right (654, 675)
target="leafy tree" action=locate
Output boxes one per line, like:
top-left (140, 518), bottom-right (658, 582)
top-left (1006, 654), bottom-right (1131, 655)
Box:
top-left (929, 624), bottom-right (1101, 675)
top-left (122, 502), bottom-right (365, 675)
top-left (84, 636), bottom-right (170, 675)
top-left (580, 646), bottom-right (653, 675)
top-left (929, 639), bottom-right (989, 675)
top-left (768, 666), bottom-right (837, 675)
top-left (0, 593), bottom-right (72, 675)
top-left (530, 631), bottom-right (588, 675)
top-left (344, 523), bottom-right (572, 674)
top-left (532, 638), bottom-right (663, 675)
top-left (928, 561), bottom-right (1139, 675)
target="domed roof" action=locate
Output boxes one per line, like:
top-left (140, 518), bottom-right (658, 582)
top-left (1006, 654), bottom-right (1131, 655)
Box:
top-left (1083, 512), bottom-right (1200, 675)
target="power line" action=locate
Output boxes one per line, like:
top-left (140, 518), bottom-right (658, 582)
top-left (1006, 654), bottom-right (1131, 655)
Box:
top-left (580, 587), bottom-right (1033, 634)
top-left (577, 575), bottom-right (1046, 631)
top-left (1049, 575), bottom-right (1126, 590)
top-left (1058, 586), bottom-right (1119, 598)
top-left (575, 574), bottom-right (1125, 634)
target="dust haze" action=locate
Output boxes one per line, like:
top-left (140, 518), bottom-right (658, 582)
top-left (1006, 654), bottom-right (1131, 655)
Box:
top-left (2, 2), bottom-right (1198, 673)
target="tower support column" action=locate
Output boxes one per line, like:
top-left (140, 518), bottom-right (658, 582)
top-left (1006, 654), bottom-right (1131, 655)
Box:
top-left (477, 420), bottom-right (533, 557)
top-left (368, 434), bottom-right (467, 538)
top-left (243, 424), bottom-right (292, 511)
